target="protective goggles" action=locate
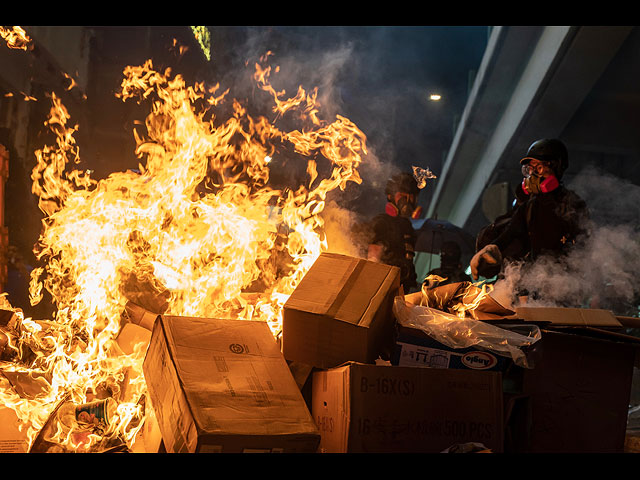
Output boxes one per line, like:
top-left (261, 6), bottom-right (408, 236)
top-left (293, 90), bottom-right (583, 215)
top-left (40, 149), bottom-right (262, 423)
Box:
top-left (521, 160), bottom-right (550, 178)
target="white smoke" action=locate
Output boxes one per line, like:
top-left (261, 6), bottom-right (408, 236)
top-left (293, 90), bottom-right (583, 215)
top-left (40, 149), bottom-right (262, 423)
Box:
top-left (491, 165), bottom-right (640, 316)
top-left (320, 200), bottom-right (365, 258)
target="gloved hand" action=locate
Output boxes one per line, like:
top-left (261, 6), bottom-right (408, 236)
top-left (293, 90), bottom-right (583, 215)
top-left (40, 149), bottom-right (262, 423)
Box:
top-left (470, 244), bottom-right (503, 280)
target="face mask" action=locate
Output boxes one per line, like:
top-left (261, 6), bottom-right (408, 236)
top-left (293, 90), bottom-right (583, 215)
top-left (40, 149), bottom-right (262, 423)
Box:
top-left (522, 174), bottom-right (559, 195)
top-left (386, 193), bottom-right (422, 218)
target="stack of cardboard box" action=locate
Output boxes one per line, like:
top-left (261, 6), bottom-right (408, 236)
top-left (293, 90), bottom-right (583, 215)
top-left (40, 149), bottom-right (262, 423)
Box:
top-left (280, 252), bottom-right (640, 453)
top-left (282, 252), bottom-right (505, 453)
top-left (11, 253), bottom-right (634, 453)
top-left (139, 251), bottom-right (640, 453)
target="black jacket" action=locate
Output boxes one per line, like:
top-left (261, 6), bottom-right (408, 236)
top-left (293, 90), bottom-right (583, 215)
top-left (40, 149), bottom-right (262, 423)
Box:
top-left (368, 213), bottom-right (418, 292)
top-left (492, 184), bottom-right (589, 262)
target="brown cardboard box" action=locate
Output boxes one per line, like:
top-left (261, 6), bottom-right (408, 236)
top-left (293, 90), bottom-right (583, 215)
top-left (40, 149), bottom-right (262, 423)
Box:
top-left (311, 362), bottom-right (504, 453)
top-left (283, 253), bottom-right (401, 369)
top-left (143, 315), bottom-right (320, 453)
top-left (517, 328), bottom-right (638, 453)
top-left (512, 306), bottom-right (622, 327)
top-left (480, 306), bottom-right (640, 452)
top-left (0, 404), bottom-right (28, 453)
top-left (130, 402), bottom-right (164, 453)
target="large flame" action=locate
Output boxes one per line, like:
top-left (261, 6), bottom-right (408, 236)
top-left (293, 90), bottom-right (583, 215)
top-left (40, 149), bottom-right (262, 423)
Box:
top-left (1, 49), bottom-right (366, 451)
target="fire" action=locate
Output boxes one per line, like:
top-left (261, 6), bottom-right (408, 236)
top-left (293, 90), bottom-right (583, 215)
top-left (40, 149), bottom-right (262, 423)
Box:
top-left (1, 51), bottom-right (367, 451)
top-left (0, 26), bottom-right (32, 50)
top-left (421, 275), bottom-right (496, 319)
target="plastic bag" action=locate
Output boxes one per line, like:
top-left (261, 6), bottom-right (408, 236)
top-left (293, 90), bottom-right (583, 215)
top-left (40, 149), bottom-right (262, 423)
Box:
top-left (393, 297), bottom-right (541, 368)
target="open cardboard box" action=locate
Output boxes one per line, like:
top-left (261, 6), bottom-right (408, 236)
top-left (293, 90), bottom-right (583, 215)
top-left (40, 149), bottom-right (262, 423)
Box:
top-left (516, 327), bottom-right (637, 452)
top-left (392, 324), bottom-right (511, 372)
top-left (283, 252), bottom-right (401, 369)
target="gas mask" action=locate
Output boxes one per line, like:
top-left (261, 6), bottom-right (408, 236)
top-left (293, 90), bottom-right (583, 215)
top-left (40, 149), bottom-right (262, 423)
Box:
top-left (386, 192), bottom-right (422, 219)
top-left (521, 163), bottom-right (559, 195)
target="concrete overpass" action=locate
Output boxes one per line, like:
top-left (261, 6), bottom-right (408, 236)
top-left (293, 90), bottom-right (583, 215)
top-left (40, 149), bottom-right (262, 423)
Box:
top-left (416, 26), bottom-right (640, 279)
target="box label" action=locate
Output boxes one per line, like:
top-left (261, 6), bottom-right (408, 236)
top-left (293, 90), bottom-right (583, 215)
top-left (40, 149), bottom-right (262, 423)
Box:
top-left (353, 416), bottom-right (496, 443)
top-left (396, 342), bottom-right (501, 371)
top-left (396, 342), bottom-right (454, 368)
top-left (359, 375), bottom-right (416, 396)
top-left (461, 351), bottom-right (498, 370)
top-left (312, 364), bottom-right (503, 453)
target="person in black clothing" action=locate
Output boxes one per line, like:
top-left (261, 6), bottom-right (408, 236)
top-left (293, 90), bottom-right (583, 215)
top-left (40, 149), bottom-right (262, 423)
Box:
top-left (471, 138), bottom-right (589, 281)
top-left (424, 241), bottom-right (472, 287)
top-left (366, 172), bottom-right (421, 293)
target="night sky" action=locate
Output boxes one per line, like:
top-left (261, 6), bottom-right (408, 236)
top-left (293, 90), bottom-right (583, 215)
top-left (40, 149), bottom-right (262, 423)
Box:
top-left (206, 26), bottom-right (489, 215)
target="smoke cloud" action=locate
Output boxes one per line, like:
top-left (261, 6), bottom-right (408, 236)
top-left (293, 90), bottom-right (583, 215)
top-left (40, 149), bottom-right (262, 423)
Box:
top-left (210, 27), bottom-right (403, 256)
top-left (491, 165), bottom-right (640, 316)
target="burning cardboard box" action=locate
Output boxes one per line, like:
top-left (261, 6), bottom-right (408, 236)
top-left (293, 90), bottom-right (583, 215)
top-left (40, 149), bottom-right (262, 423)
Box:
top-left (312, 362), bottom-right (504, 453)
top-left (0, 401), bottom-right (28, 453)
top-left (283, 253), bottom-right (401, 369)
top-left (143, 315), bottom-right (320, 453)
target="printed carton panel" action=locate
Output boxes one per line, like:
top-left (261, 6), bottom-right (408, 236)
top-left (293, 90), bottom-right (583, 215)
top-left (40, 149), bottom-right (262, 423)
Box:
top-left (392, 325), bottom-right (509, 372)
top-left (0, 404), bottom-right (28, 453)
top-left (143, 315), bottom-right (320, 453)
top-left (394, 341), bottom-right (507, 371)
top-left (312, 362), bottom-right (503, 453)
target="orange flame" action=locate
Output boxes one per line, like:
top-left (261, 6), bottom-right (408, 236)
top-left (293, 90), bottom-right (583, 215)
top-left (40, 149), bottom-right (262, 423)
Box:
top-left (0, 26), bottom-right (32, 50)
top-left (1, 54), bottom-right (367, 451)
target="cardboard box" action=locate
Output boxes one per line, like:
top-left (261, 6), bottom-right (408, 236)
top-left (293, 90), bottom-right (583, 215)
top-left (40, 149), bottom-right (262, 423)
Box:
top-left (283, 253), bottom-right (401, 369)
top-left (311, 362), bottom-right (504, 453)
top-left (130, 401), bottom-right (164, 453)
top-left (511, 306), bottom-right (622, 328)
top-left (392, 325), bottom-right (509, 372)
top-left (143, 315), bottom-right (320, 453)
top-left (0, 404), bottom-right (28, 453)
top-left (516, 328), bottom-right (639, 453)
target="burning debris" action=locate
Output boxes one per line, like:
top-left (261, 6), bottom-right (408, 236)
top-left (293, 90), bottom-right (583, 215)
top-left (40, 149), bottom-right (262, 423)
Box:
top-left (0, 26), bottom-right (32, 51)
top-left (1, 34), bottom-right (370, 452)
top-left (412, 165), bottom-right (436, 190)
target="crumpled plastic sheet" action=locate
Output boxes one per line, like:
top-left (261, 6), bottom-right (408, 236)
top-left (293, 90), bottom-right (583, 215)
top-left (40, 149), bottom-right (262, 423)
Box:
top-left (393, 297), bottom-right (541, 369)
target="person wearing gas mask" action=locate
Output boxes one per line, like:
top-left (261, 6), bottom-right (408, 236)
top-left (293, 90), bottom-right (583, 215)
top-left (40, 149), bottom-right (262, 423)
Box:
top-left (470, 138), bottom-right (589, 281)
top-left (366, 172), bottom-right (422, 293)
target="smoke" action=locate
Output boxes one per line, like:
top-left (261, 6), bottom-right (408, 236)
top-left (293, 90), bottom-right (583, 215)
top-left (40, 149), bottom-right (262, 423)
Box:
top-left (206, 27), bottom-right (448, 259)
top-left (212, 27), bottom-right (406, 246)
top-left (320, 200), bottom-right (366, 258)
top-left (491, 165), bottom-right (640, 315)
top-left (217, 27), bottom-right (413, 195)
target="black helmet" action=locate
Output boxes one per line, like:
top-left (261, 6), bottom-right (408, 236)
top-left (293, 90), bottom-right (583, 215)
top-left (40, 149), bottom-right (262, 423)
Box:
top-left (385, 172), bottom-right (420, 198)
top-left (519, 138), bottom-right (568, 178)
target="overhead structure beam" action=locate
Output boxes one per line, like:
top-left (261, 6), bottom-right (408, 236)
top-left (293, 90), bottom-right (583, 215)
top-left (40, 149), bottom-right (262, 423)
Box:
top-left (427, 26), bottom-right (633, 228)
